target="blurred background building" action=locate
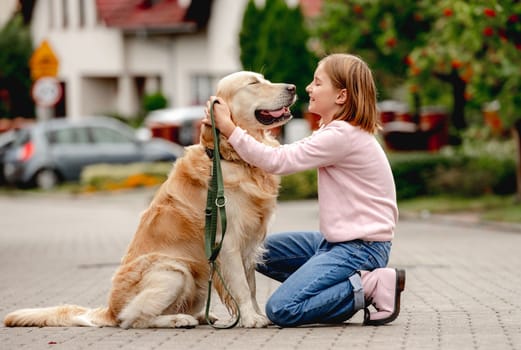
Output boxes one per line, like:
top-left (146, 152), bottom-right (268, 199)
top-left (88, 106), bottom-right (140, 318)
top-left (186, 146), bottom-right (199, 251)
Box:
top-left (0, 0), bottom-right (321, 120)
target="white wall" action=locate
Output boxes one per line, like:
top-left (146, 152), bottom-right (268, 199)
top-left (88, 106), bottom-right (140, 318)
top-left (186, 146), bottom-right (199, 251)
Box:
top-left (206, 0), bottom-right (247, 72)
top-left (29, 0), bottom-right (252, 117)
top-left (31, 0), bottom-right (125, 117)
top-left (0, 0), bottom-right (17, 27)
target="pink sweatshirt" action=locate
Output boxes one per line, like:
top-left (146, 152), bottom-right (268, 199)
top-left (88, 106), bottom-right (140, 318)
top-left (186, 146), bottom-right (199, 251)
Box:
top-left (228, 120), bottom-right (398, 242)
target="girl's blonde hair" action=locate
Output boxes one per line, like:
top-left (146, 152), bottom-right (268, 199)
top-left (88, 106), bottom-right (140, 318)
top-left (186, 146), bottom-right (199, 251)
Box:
top-left (319, 53), bottom-right (380, 134)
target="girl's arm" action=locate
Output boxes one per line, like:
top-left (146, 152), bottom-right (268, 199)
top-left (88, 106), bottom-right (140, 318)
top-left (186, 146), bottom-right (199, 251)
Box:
top-left (204, 97), bottom-right (352, 175)
top-left (228, 122), bottom-right (351, 175)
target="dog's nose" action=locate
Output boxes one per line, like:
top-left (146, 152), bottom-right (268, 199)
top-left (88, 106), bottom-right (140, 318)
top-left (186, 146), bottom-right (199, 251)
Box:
top-left (286, 84), bottom-right (296, 93)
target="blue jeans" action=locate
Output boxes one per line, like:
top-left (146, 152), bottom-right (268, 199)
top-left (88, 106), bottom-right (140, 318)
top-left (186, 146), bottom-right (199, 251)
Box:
top-left (256, 231), bottom-right (391, 327)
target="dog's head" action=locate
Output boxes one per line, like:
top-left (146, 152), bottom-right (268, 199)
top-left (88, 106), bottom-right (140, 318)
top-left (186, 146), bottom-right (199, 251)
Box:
top-left (216, 71), bottom-right (296, 131)
top-left (201, 71), bottom-right (297, 160)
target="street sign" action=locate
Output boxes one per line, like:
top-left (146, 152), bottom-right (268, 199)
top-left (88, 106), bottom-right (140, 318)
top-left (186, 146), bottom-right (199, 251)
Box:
top-left (32, 77), bottom-right (62, 107)
top-left (29, 40), bottom-right (59, 80)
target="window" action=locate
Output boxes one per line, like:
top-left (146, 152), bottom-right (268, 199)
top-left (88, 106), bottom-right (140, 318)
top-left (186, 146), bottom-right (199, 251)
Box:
top-left (12, 130), bottom-right (30, 148)
top-left (78, 0), bottom-right (85, 28)
top-left (47, 128), bottom-right (89, 144)
top-left (191, 75), bottom-right (215, 105)
top-left (89, 127), bottom-right (133, 144)
top-left (62, 0), bottom-right (68, 28)
top-left (49, 0), bottom-right (54, 29)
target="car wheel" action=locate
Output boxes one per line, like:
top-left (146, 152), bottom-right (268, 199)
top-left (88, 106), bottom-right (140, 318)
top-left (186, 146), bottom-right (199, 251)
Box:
top-left (35, 169), bottom-right (60, 190)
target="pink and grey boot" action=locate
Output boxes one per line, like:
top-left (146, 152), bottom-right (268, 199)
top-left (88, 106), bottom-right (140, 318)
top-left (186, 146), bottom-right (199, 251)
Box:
top-left (361, 268), bottom-right (406, 326)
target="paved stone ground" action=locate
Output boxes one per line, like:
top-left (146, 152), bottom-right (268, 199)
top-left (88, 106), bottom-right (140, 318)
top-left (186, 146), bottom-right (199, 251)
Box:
top-left (0, 189), bottom-right (520, 350)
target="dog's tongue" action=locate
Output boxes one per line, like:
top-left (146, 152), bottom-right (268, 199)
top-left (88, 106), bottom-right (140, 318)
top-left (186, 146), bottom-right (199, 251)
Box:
top-left (262, 106), bottom-right (289, 118)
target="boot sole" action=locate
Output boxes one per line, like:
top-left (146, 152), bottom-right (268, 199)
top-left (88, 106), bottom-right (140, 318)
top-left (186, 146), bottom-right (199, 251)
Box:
top-left (364, 268), bottom-right (406, 326)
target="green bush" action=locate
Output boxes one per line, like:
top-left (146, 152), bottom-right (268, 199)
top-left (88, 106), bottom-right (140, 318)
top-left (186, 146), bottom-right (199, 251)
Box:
top-left (388, 152), bottom-right (453, 199)
top-left (279, 170), bottom-right (318, 200)
top-left (388, 127), bottom-right (517, 199)
top-left (142, 92), bottom-right (168, 113)
top-left (75, 133), bottom-right (517, 201)
top-left (388, 152), bottom-right (516, 199)
top-left (426, 156), bottom-right (516, 196)
top-left (278, 148), bottom-right (516, 201)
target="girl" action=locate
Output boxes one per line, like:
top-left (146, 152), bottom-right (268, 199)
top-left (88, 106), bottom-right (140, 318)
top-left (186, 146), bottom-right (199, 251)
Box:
top-left (205, 53), bottom-right (405, 327)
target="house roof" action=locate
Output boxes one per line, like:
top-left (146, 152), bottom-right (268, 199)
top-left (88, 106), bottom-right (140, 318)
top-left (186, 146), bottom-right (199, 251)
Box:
top-left (95, 0), bottom-right (320, 33)
top-left (95, 0), bottom-right (211, 33)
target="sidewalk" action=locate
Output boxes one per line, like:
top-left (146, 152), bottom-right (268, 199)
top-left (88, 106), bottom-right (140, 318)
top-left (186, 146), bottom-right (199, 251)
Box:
top-left (0, 190), bottom-right (520, 350)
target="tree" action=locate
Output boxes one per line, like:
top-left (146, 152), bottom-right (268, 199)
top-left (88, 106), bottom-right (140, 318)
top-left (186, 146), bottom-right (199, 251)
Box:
top-left (312, 0), bottom-right (432, 108)
top-left (312, 0), bottom-right (521, 199)
top-left (239, 0), bottom-right (317, 118)
top-left (239, 0), bottom-right (264, 72)
top-left (0, 13), bottom-right (34, 118)
top-left (406, 1), bottom-right (521, 130)
top-left (406, 0), bottom-right (521, 199)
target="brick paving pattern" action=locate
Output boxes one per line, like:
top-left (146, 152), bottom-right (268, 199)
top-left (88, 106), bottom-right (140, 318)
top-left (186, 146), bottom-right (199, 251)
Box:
top-left (0, 190), bottom-right (520, 350)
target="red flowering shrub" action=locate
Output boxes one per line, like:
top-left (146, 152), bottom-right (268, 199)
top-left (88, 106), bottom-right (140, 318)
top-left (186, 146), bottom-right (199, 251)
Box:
top-left (483, 8), bottom-right (496, 17)
top-left (483, 26), bottom-right (494, 36)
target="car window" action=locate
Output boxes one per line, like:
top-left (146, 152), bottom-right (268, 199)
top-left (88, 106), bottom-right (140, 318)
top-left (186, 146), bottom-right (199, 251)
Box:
top-left (89, 127), bottom-right (134, 144)
top-left (47, 127), bottom-right (89, 144)
top-left (0, 130), bottom-right (16, 150)
top-left (11, 129), bottom-right (31, 147)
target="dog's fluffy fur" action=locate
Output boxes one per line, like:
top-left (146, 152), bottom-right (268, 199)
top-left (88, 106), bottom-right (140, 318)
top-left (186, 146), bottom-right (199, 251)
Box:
top-left (4, 71), bottom-right (296, 329)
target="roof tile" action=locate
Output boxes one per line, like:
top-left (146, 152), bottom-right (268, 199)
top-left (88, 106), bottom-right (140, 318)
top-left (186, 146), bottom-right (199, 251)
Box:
top-left (96, 0), bottom-right (194, 30)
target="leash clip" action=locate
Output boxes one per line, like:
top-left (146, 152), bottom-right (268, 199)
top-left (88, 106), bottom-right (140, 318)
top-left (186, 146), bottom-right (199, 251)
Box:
top-left (215, 196), bottom-right (227, 208)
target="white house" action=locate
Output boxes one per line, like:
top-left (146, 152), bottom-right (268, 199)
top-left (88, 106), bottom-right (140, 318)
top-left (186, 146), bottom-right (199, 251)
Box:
top-left (23, 0), bottom-right (320, 120)
top-left (0, 0), bottom-right (18, 26)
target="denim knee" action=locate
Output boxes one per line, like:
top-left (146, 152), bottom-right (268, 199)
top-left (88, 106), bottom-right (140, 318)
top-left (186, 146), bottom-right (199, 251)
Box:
top-left (265, 295), bottom-right (301, 327)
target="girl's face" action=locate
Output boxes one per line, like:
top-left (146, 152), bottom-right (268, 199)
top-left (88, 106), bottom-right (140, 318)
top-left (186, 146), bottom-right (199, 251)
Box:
top-left (305, 63), bottom-right (346, 125)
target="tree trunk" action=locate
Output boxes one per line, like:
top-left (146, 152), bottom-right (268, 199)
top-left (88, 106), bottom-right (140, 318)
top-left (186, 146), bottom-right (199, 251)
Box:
top-left (451, 73), bottom-right (467, 130)
top-left (513, 120), bottom-right (521, 203)
top-left (433, 70), bottom-right (467, 132)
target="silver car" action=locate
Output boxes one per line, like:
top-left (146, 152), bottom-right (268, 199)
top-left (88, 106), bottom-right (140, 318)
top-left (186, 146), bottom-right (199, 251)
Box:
top-left (3, 116), bottom-right (183, 189)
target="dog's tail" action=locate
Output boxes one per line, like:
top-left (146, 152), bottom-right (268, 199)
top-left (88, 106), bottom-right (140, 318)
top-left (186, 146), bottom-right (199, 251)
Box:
top-left (3, 305), bottom-right (117, 327)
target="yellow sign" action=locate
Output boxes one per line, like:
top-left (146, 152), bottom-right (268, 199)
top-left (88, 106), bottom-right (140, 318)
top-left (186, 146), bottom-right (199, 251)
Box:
top-left (29, 40), bottom-right (59, 80)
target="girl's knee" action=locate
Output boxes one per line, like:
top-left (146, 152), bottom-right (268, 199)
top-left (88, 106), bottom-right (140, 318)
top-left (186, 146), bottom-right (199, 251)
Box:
top-left (265, 295), bottom-right (301, 327)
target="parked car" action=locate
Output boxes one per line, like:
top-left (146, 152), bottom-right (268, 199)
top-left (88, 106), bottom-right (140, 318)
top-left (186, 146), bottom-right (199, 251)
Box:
top-left (3, 116), bottom-right (184, 189)
top-left (144, 105), bottom-right (205, 146)
top-left (0, 129), bottom-right (19, 185)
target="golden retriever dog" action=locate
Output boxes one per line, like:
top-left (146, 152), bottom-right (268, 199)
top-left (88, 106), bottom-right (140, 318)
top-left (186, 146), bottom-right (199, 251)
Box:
top-left (4, 71), bottom-right (296, 329)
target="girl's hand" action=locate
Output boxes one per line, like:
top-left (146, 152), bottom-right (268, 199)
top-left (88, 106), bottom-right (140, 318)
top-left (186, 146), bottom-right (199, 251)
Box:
top-left (203, 97), bottom-right (236, 138)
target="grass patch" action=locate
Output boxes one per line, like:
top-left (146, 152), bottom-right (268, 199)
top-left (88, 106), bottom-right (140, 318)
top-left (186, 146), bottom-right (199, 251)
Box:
top-left (481, 205), bottom-right (521, 223)
top-left (398, 195), bottom-right (521, 223)
top-left (79, 162), bottom-right (172, 192)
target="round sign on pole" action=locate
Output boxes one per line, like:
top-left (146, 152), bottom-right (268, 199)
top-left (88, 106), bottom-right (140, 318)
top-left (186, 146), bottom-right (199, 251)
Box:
top-left (32, 77), bottom-right (62, 107)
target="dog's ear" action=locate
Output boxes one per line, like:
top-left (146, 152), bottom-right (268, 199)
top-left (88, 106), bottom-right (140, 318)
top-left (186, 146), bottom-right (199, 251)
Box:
top-left (199, 123), bottom-right (213, 147)
top-left (219, 137), bottom-right (242, 162)
top-left (199, 123), bottom-right (240, 159)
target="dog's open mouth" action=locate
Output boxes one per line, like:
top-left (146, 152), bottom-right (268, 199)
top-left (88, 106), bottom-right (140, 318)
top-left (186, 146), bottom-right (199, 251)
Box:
top-left (255, 106), bottom-right (292, 125)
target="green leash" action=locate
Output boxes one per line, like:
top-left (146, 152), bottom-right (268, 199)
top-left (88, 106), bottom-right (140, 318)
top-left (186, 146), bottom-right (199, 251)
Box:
top-left (204, 100), bottom-right (240, 329)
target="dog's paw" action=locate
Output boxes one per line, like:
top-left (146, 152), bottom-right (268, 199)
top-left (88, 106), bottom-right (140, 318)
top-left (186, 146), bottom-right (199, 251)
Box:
top-left (172, 314), bottom-right (199, 328)
top-left (195, 312), bottom-right (218, 325)
top-left (118, 314), bottom-right (199, 329)
top-left (240, 313), bottom-right (270, 328)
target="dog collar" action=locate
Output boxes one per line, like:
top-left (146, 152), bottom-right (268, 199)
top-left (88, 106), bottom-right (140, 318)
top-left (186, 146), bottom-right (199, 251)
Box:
top-left (205, 147), bottom-right (220, 160)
